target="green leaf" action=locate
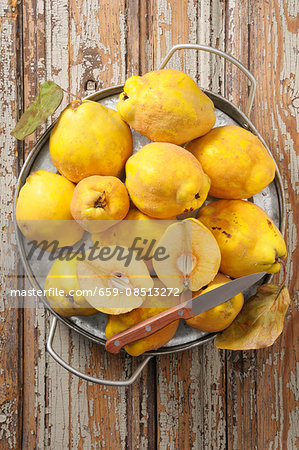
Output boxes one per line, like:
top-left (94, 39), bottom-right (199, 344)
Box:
top-left (11, 81), bottom-right (63, 140)
top-left (215, 283), bottom-right (290, 350)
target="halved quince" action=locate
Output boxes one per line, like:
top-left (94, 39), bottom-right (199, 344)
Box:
top-left (44, 255), bottom-right (97, 317)
top-left (153, 218), bottom-right (221, 292)
top-left (76, 246), bottom-right (153, 314)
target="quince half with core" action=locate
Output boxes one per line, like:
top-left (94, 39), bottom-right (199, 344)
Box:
top-left (186, 273), bottom-right (244, 332)
top-left (125, 142), bottom-right (211, 218)
top-left (16, 170), bottom-right (83, 247)
top-left (117, 69), bottom-right (215, 145)
top-left (105, 279), bottom-right (179, 356)
top-left (186, 125), bottom-right (276, 199)
top-left (50, 100), bottom-right (133, 183)
top-left (198, 200), bottom-right (287, 278)
top-left (70, 175), bottom-right (130, 233)
top-left (44, 256), bottom-right (97, 317)
top-left (153, 218), bottom-right (221, 292)
top-left (76, 246), bottom-right (154, 314)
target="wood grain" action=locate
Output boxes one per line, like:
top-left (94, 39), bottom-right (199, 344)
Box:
top-left (1, 0), bottom-right (298, 448)
top-left (0, 1), bottom-right (23, 448)
top-left (149, 2), bottom-right (228, 448)
top-left (223, 2), bottom-right (259, 449)
top-left (250, 2), bottom-right (298, 448)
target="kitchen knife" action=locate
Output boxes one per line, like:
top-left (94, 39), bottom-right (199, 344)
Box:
top-left (105, 271), bottom-right (266, 354)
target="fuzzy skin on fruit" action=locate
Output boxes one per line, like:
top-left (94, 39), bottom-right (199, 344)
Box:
top-left (198, 200), bottom-right (287, 278)
top-left (117, 69), bottom-right (215, 145)
top-left (50, 100), bottom-right (133, 183)
top-left (45, 256), bottom-right (97, 317)
top-left (186, 273), bottom-right (244, 332)
top-left (91, 205), bottom-right (170, 274)
top-left (125, 142), bottom-right (211, 218)
top-left (186, 125), bottom-right (276, 199)
top-left (16, 170), bottom-right (83, 247)
top-left (70, 175), bottom-right (130, 233)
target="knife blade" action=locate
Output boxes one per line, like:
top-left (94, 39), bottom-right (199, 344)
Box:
top-left (190, 271), bottom-right (266, 316)
top-left (105, 271), bottom-right (266, 354)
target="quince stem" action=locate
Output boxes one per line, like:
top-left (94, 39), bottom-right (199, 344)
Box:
top-left (273, 259), bottom-right (287, 303)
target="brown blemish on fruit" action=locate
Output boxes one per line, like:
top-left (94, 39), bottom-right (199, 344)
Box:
top-left (94, 192), bottom-right (107, 208)
top-left (64, 294), bottom-right (74, 304)
top-left (195, 193), bottom-right (201, 199)
top-left (122, 92), bottom-right (129, 100)
top-left (267, 219), bottom-right (273, 228)
top-left (222, 230), bottom-right (232, 238)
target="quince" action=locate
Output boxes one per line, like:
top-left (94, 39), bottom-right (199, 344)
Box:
top-left (70, 175), bottom-right (130, 233)
top-left (44, 256), bottom-right (97, 317)
top-left (186, 273), bottom-right (244, 332)
top-left (76, 246), bottom-right (153, 314)
top-left (153, 218), bottom-right (221, 292)
top-left (16, 170), bottom-right (83, 247)
top-left (91, 205), bottom-right (169, 274)
top-left (125, 142), bottom-right (211, 218)
top-left (117, 69), bottom-right (215, 145)
top-left (186, 125), bottom-right (276, 199)
top-left (105, 280), bottom-right (179, 356)
top-left (198, 200), bottom-right (287, 278)
top-left (50, 100), bottom-right (133, 183)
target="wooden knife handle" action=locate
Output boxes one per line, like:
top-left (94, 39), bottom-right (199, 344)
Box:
top-left (105, 302), bottom-right (194, 354)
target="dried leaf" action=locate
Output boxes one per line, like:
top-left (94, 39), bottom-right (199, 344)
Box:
top-left (11, 81), bottom-right (63, 140)
top-left (215, 284), bottom-right (290, 350)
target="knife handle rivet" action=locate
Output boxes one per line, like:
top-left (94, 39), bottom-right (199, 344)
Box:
top-left (177, 310), bottom-right (184, 316)
top-left (145, 325), bottom-right (151, 332)
top-left (114, 340), bottom-right (120, 347)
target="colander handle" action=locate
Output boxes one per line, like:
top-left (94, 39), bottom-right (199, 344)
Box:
top-left (47, 317), bottom-right (152, 387)
top-left (158, 44), bottom-right (256, 118)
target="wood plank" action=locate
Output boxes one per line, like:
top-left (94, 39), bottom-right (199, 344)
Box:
top-left (224, 0), bottom-right (250, 113)
top-left (249, 1), bottom-right (298, 448)
top-left (67, 1), bottom-right (156, 448)
top-left (21, 0), bottom-right (50, 447)
top-left (224, 1), bottom-right (298, 449)
top-left (10, 0), bottom-right (298, 448)
top-left (41, 2), bottom-right (72, 447)
top-left (148, 1), bottom-right (227, 448)
top-left (20, 0), bottom-right (156, 447)
top-left (222, 3), bottom-right (260, 449)
top-left (0, 1), bottom-right (23, 448)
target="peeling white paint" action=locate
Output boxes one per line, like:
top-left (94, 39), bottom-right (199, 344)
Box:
top-left (1, 1), bottom-right (297, 448)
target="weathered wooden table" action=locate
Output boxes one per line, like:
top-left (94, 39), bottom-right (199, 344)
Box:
top-left (1, 0), bottom-right (298, 448)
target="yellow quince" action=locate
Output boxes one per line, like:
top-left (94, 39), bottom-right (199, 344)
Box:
top-left (117, 69), bottom-right (215, 145)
